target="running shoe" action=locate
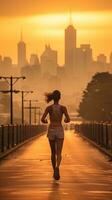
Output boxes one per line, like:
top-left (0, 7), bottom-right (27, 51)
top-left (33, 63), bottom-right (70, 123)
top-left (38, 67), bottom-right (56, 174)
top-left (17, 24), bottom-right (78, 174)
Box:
top-left (54, 167), bottom-right (60, 180)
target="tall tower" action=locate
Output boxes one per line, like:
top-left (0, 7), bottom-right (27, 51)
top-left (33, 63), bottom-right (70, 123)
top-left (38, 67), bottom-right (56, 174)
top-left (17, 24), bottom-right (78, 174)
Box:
top-left (17, 31), bottom-right (26, 67)
top-left (65, 20), bottom-right (77, 76)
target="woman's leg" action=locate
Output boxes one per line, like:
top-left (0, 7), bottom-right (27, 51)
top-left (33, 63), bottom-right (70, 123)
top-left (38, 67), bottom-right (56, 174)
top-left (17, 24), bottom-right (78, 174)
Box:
top-left (56, 139), bottom-right (64, 168)
top-left (48, 139), bottom-right (56, 170)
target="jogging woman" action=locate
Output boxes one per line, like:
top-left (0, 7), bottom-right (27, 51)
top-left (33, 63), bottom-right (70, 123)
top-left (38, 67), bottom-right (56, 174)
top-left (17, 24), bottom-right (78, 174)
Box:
top-left (41, 90), bottom-right (70, 180)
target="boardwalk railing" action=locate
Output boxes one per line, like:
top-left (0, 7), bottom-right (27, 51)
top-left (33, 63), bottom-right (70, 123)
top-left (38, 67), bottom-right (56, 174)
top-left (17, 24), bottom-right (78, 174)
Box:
top-left (75, 123), bottom-right (112, 156)
top-left (0, 124), bottom-right (46, 157)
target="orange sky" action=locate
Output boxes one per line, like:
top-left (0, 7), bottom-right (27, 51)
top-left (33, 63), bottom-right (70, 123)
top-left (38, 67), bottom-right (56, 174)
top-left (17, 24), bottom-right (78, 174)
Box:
top-left (0, 1), bottom-right (112, 64)
top-left (0, 0), bottom-right (112, 16)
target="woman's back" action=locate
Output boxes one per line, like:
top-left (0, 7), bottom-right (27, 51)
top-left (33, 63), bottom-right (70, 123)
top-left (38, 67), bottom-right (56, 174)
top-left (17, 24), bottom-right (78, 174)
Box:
top-left (50, 104), bottom-right (63, 125)
top-left (41, 90), bottom-right (70, 127)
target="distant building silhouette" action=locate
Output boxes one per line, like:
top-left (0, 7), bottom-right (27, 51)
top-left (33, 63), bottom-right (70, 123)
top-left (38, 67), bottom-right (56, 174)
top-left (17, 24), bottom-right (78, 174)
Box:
top-left (30, 54), bottom-right (40, 66)
top-left (0, 56), bottom-right (13, 74)
top-left (65, 24), bottom-right (77, 76)
top-left (21, 53), bottom-right (41, 89)
top-left (0, 81), bottom-right (10, 124)
top-left (17, 32), bottom-right (26, 67)
top-left (110, 52), bottom-right (112, 65)
top-left (97, 54), bottom-right (107, 65)
top-left (21, 64), bottom-right (41, 81)
top-left (3, 57), bottom-right (12, 67)
top-left (41, 45), bottom-right (57, 76)
top-left (76, 44), bottom-right (93, 76)
top-left (57, 65), bottom-right (65, 78)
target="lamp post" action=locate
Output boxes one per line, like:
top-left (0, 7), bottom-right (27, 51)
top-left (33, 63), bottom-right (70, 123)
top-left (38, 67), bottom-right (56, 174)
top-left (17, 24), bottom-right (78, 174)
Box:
top-left (21, 91), bottom-right (33, 124)
top-left (24, 100), bottom-right (38, 125)
top-left (34, 107), bottom-right (42, 124)
top-left (0, 76), bottom-right (26, 124)
top-left (34, 107), bottom-right (42, 125)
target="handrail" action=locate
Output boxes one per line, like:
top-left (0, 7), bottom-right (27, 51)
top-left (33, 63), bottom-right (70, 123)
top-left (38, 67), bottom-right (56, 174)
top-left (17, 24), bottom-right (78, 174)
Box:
top-left (0, 124), bottom-right (46, 156)
top-left (75, 122), bottom-right (112, 156)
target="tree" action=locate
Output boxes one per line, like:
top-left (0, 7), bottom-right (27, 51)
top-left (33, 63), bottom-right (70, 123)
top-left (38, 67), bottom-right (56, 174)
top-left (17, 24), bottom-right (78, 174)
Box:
top-left (78, 72), bottom-right (112, 121)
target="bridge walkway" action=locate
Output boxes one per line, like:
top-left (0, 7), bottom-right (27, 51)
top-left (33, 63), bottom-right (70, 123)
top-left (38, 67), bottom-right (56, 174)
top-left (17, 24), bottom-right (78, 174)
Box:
top-left (0, 130), bottom-right (112, 200)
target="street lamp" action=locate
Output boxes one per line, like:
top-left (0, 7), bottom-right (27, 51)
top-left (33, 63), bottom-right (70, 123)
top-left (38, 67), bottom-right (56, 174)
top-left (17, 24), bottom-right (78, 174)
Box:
top-left (24, 100), bottom-right (38, 125)
top-left (34, 107), bottom-right (42, 125)
top-left (20, 91), bottom-right (33, 124)
top-left (0, 76), bottom-right (26, 124)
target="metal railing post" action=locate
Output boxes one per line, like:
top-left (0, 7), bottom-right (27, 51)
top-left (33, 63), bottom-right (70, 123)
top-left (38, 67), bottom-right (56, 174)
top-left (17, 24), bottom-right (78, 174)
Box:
top-left (1, 125), bottom-right (4, 152)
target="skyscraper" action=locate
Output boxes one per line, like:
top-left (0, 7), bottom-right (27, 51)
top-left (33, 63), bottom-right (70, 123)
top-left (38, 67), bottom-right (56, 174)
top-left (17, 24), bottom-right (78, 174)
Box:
top-left (17, 32), bottom-right (26, 67)
top-left (75, 44), bottom-right (93, 77)
top-left (65, 24), bottom-right (77, 76)
top-left (41, 45), bottom-right (57, 76)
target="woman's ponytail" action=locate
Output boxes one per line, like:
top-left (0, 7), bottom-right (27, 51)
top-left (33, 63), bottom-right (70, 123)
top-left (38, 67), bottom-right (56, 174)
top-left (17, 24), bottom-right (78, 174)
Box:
top-left (45, 92), bottom-right (53, 103)
top-left (45, 90), bottom-right (61, 103)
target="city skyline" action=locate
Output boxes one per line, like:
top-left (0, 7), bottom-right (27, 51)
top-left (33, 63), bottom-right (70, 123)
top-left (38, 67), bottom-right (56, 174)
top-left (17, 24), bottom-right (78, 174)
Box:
top-left (0, 16), bottom-right (112, 66)
top-left (0, 10), bottom-right (112, 64)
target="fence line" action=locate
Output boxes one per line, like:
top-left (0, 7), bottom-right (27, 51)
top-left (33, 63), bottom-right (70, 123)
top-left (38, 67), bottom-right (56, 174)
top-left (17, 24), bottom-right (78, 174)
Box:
top-left (0, 124), bottom-right (46, 156)
top-left (75, 123), bottom-right (112, 156)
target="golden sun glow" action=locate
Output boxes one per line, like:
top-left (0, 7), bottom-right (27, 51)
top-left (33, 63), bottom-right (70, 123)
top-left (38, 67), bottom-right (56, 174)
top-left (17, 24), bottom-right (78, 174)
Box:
top-left (28, 11), bottom-right (112, 28)
top-left (23, 11), bottom-right (112, 40)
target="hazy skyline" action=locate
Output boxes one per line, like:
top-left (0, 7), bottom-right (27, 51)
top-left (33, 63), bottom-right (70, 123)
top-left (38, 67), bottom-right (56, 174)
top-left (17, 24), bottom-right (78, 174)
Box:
top-left (0, 1), bottom-right (112, 64)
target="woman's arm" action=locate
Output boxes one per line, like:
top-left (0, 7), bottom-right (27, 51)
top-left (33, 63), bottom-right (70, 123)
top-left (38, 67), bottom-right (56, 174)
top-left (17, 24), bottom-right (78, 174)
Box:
top-left (63, 106), bottom-right (70, 123)
top-left (41, 107), bottom-right (49, 123)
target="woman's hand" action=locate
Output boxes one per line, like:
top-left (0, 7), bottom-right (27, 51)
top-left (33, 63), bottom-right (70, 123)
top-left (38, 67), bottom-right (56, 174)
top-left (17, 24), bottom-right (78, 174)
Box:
top-left (64, 118), bottom-right (70, 123)
top-left (42, 119), bottom-right (48, 124)
top-left (63, 106), bottom-right (70, 123)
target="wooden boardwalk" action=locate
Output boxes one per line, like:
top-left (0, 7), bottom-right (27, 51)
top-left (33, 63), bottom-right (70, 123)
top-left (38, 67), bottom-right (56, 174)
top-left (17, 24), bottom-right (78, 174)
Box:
top-left (0, 130), bottom-right (112, 200)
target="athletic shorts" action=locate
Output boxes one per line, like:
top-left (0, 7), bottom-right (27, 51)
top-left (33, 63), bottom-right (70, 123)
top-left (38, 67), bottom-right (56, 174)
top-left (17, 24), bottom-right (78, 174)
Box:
top-left (47, 126), bottom-right (64, 140)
